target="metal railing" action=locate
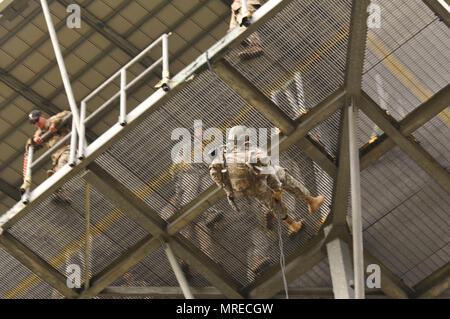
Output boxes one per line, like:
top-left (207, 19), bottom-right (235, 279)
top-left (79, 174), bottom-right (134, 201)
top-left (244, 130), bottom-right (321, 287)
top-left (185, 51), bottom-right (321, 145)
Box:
top-left (20, 33), bottom-right (171, 204)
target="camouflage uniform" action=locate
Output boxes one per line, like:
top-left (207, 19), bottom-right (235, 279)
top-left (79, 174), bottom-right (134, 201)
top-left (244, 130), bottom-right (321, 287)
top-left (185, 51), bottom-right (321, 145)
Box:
top-left (210, 144), bottom-right (310, 220)
top-left (228, 0), bottom-right (264, 59)
top-left (30, 110), bottom-right (71, 175)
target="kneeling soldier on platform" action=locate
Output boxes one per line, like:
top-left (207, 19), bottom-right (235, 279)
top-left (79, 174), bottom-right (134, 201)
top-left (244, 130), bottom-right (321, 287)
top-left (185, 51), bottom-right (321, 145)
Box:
top-left (24, 109), bottom-right (72, 205)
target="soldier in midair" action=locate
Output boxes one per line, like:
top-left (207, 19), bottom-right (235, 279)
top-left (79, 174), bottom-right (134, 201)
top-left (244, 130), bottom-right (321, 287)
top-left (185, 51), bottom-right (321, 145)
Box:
top-left (209, 125), bottom-right (325, 236)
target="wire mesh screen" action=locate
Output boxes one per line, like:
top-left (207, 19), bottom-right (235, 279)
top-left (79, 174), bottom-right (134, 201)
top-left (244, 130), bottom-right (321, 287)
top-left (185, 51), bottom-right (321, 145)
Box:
top-left (363, 0), bottom-right (450, 121)
top-left (289, 258), bottom-right (331, 288)
top-left (6, 172), bottom-right (148, 291)
top-left (412, 112), bottom-right (450, 171)
top-left (359, 146), bottom-right (450, 287)
top-left (113, 245), bottom-right (210, 288)
top-left (0, 249), bottom-right (56, 299)
top-left (225, 0), bottom-right (351, 121)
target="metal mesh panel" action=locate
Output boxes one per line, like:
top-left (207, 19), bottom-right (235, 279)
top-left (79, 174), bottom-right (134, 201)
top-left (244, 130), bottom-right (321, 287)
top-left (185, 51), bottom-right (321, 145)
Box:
top-left (114, 245), bottom-right (210, 288)
top-left (363, 1), bottom-right (450, 120)
top-left (7, 172), bottom-right (148, 283)
top-left (289, 258), bottom-right (331, 288)
top-left (103, 71), bottom-right (275, 222)
top-left (0, 249), bottom-right (54, 299)
top-left (412, 112), bottom-right (450, 170)
top-left (225, 0), bottom-right (350, 120)
top-left (360, 146), bottom-right (450, 287)
top-left (179, 143), bottom-right (334, 286)
top-left (358, 110), bottom-right (382, 149)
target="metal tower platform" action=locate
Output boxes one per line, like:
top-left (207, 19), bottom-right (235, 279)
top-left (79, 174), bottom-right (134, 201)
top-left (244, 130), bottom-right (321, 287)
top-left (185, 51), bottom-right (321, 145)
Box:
top-left (0, 0), bottom-right (448, 299)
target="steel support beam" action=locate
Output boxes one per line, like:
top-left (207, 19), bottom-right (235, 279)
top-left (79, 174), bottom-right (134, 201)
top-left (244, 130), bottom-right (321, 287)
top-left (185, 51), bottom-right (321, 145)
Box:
top-left (99, 286), bottom-right (392, 299)
top-left (213, 58), bottom-right (296, 134)
top-left (244, 229), bottom-right (328, 299)
top-left (0, 231), bottom-right (79, 298)
top-left (423, 0), bottom-right (450, 28)
top-left (344, 0), bottom-right (370, 96)
top-left (325, 232), bottom-right (355, 299)
top-left (330, 106), bottom-right (350, 226)
top-left (83, 163), bottom-right (244, 299)
top-left (348, 99), bottom-right (365, 299)
top-left (361, 84), bottom-right (450, 170)
top-left (162, 241), bottom-right (194, 299)
top-left (413, 263), bottom-right (450, 299)
top-left (360, 92), bottom-right (450, 194)
top-left (79, 235), bottom-right (161, 299)
top-left (40, 0), bottom-right (81, 133)
top-left (295, 136), bottom-right (337, 179)
top-left (0, 68), bottom-right (62, 116)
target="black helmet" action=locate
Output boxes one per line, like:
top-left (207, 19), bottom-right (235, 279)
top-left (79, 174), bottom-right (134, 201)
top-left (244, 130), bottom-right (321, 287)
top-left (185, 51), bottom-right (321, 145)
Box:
top-left (28, 110), bottom-right (42, 124)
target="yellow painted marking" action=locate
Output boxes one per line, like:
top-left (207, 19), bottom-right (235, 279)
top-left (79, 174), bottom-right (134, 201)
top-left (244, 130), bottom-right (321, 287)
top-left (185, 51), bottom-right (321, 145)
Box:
top-left (367, 31), bottom-right (449, 126)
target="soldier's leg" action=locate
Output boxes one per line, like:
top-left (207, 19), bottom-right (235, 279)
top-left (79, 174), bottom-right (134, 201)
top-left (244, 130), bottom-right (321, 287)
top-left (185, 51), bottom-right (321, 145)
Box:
top-left (52, 149), bottom-right (72, 205)
top-left (276, 166), bottom-right (325, 214)
top-left (256, 189), bottom-right (303, 236)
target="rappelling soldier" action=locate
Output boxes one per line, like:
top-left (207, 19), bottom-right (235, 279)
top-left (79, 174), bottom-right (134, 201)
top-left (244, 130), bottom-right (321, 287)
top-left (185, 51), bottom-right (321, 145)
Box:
top-left (209, 125), bottom-right (325, 236)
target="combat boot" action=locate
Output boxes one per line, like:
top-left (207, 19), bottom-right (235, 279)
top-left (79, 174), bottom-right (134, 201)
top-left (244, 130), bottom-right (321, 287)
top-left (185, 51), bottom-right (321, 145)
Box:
top-left (47, 169), bottom-right (55, 177)
top-left (53, 188), bottom-right (71, 206)
top-left (238, 34), bottom-right (263, 60)
top-left (205, 210), bottom-right (224, 230)
top-left (252, 256), bottom-right (271, 275)
top-left (283, 216), bottom-right (303, 236)
top-left (238, 45), bottom-right (264, 60)
top-left (305, 195), bottom-right (325, 214)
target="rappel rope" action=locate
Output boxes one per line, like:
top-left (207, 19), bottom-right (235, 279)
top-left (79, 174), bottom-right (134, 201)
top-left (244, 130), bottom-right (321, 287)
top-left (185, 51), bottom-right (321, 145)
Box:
top-left (205, 51), bottom-right (231, 120)
top-left (262, 178), bottom-right (290, 299)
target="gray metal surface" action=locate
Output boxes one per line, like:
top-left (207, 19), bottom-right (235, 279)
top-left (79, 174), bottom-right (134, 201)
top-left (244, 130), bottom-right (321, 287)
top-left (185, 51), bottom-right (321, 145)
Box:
top-left (0, 0), bottom-right (448, 299)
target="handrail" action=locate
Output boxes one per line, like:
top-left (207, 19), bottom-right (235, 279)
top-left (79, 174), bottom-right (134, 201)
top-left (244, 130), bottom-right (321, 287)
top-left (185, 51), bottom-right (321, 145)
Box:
top-left (24, 33), bottom-right (171, 197)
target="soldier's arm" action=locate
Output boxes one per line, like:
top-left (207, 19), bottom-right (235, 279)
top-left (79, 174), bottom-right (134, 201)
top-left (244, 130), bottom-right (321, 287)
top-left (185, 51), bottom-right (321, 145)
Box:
top-left (25, 128), bottom-right (42, 150)
top-left (267, 171), bottom-right (282, 192)
top-left (254, 149), bottom-right (282, 192)
top-left (209, 163), bottom-right (233, 196)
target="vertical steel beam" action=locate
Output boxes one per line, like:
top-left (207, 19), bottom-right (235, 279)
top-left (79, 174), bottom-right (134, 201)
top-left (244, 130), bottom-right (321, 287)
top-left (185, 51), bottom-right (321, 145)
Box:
top-left (325, 230), bottom-right (355, 299)
top-left (162, 241), bottom-right (194, 299)
top-left (348, 98), bottom-right (364, 299)
top-left (40, 0), bottom-right (81, 134)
